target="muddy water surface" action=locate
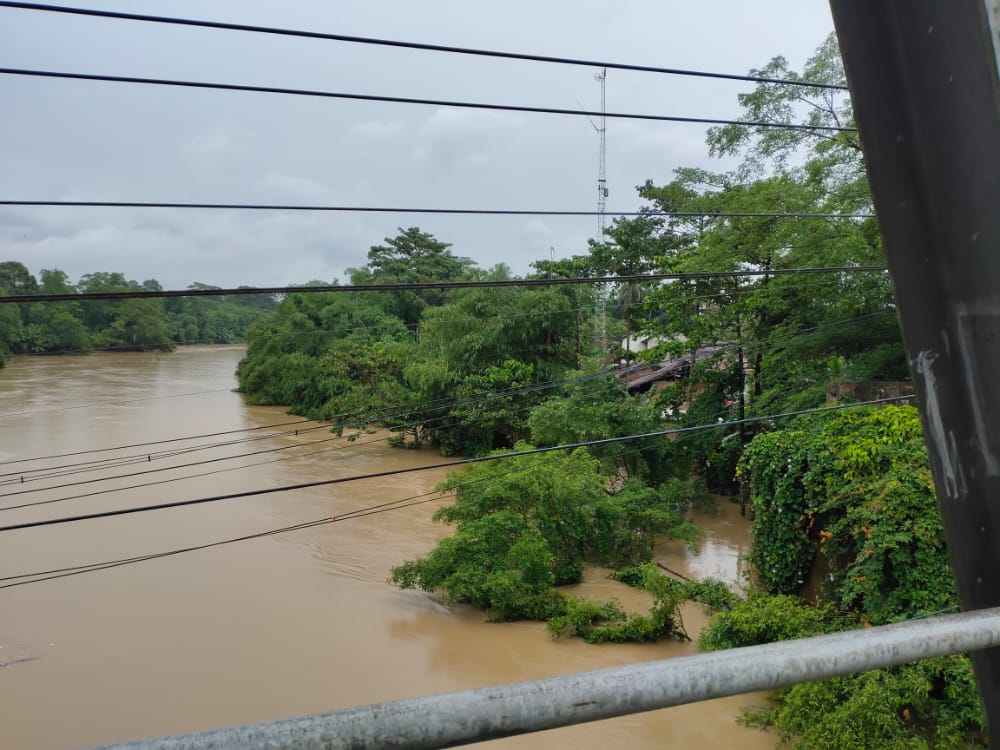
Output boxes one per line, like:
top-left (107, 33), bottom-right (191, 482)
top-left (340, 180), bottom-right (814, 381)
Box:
top-left (0, 347), bottom-right (772, 749)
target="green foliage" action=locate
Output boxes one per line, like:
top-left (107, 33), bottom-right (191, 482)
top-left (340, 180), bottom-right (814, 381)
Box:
top-left (237, 231), bottom-right (593, 456)
top-left (0, 262), bottom-right (273, 359)
top-left (434, 359), bottom-right (537, 456)
top-left (0, 261), bottom-right (38, 295)
top-left (753, 657), bottom-right (985, 750)
top-left (346, 226), bottom-right (475, 326)
top-left (528, 371), bottom-right (683, 483)
top-left (164, 284), bottom-right (276, 344)
top-left (236, 288), bottom-right (402, 417)
top-left (698, 593), bottom-right (833, 651)
top-left (391, 448), bottom-right (701, 636)
top-left (742, 405), bottom-right (955, 624)
top-left (547, 564), bottom-right (688, 643)
top-left (699, 592), bottom-right (984, 747)
top-left (390, 511), bottom-right (565, 622)
top-left (659, 370), bottom-right (745, 493)
top-left (613, 564), bottom-right (738, 615)
top-left (731, 405), bottom-right (982, 746)
top-left (656, 33), bottom-right (982, 748)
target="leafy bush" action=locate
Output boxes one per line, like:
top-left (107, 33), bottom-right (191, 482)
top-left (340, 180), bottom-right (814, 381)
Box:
top-left (613, 564), bottom-right (738, 612)
top-left (728, 406), bottom-right (983, 747)
top-left (741, 405), bottom-right (956, 623)
top-left (392, 448), bottom-right (702, 636)
top-left (548, 565), bottom-right (687, 643)
top-left (698, 593), bottom-right (834, 651)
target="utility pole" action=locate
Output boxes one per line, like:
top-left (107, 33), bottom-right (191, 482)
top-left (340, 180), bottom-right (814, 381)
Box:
top-left (829, 0), bottom-right (1000, 733)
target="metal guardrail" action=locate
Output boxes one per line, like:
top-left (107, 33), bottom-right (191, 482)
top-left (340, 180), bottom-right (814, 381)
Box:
top-left (90, 606), bottom-right (1000, 750)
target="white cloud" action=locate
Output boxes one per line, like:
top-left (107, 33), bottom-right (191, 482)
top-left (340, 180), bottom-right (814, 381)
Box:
top-left (253, 173), bottom-right (341, 203)
top-left (412, 108), bottom-right (527, 172)
top-left (350, 119), bottom-right (405, 143)
top-left (0, 0), bottom-right (837, 287)
top-left (180, 123), bottom-right (250, 158)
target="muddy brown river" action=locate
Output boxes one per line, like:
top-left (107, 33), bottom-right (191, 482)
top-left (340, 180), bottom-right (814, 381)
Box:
top-left (0, 346), bottom-right (773, 749)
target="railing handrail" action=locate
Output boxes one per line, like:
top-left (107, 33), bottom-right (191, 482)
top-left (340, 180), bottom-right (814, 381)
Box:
top-left (89, 606), bottom-right (1000, 750)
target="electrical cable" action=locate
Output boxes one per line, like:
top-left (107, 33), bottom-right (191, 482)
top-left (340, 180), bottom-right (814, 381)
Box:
top-left (0, 68), bottom-right (858, 133)
top-left (0, 2), bottom-right (849, 91)
top-left (0, 430), bottom-right (341, 495)
top-left (0, 495), bottom-right (445, 589)
top-left (0, 308), bottom-right (897, 497)
top-left (0, 449), bottom-right (572, 589)
top-left (0, 364), bottom-right (634, 495)
top-left (0, 202), bottom-right (873, 218)
top-left (0, 417), bottom-right (315, 467)
top-left (0, 355), bottom-right (699, 508)
top-left (0, 386), bottom-right (878, 590)
top-left (0, 272), bottom-right (880, 360)
top-left (0, 351), bottom-right (897, 524)
top-left (0, 421), bottom-right (332, 483)
top-left (0, 394), bottom-right (914, 534)
top-left (0, 266), bottom-right (886, 304)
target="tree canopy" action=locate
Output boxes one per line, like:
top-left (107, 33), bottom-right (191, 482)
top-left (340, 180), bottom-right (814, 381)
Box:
top-left (0, 263), bottom-right (276, 363)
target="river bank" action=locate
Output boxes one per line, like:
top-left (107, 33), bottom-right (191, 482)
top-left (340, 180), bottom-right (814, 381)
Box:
top-left (0, 346), bottom-right (772, 749)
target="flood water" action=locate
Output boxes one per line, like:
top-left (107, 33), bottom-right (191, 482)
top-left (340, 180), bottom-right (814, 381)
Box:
top-left (0, 347), bottom-right (773, 749)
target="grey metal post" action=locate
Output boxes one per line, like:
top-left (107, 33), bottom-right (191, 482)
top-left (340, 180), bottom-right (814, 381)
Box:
top-left (90, 608), bottom-right (1000, 750)
top-left (828, 0), bottom-right (1000, 733)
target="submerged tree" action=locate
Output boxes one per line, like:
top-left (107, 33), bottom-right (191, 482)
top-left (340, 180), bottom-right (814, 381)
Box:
top-left (391, 446), bottom-right (702, 632)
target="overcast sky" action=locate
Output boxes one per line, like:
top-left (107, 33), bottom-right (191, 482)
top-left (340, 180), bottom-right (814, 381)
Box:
top-left (0, 1), bottom-right (836, 290)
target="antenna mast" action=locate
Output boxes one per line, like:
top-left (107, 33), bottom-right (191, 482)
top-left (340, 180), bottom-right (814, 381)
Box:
top-left (596, 67), bottom-right (608, 236)
top-left (594, 68), bottom-right (609, 355)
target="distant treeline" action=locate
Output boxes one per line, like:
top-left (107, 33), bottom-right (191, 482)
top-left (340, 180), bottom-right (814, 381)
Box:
top-left (0, 262), bottom-right (276, 362)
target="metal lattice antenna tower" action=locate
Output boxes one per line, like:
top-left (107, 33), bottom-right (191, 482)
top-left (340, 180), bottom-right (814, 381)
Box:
top-left (596, 67), bottom-right (608, 236)
top-left (594, 68), bottom-right (608, 354)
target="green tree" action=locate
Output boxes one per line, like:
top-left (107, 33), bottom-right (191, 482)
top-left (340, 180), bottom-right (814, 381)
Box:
top-left (77, 272), bottom-right (174, 351)
top-left (0, 261), bottom-right (38, 295)
top-left (527, 370), bottom-right (679, 485)
top-left (406, 273), bottom-right (583, 455)
top-left (587, 214), bottom-right (670, 359)
top-left (730, 405), bottom-right (982, 747)
top-left (347, 227), bottom-right (476, 326)
top-left (237, 287), bottom-right (407, 416)
top-left (391, 447), bottom-right (700, 630)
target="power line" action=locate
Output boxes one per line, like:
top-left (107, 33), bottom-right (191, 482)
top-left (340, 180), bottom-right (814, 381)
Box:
top-left (0, 325), bottom-right (899, 514)
top-left (0, 272), bottom-right (880, 358)
top-left (0, 451), bottom-right (573, 589)
top-left (0, 495), bottom-right (445, 589)
top-left (0, 395), bottom-right (914, 534)
top-left (0, 306), bottom-right (898, 493)
top-left (0, 393), bottom-right (912, 588)
top-left (0, 201), bottom-right (875, 218)
top-left (0, 2), bottom-right (849, 91)
top-left (0, 428), bottom-right (338, 495)
top-left (0, 421), bottom-right (329, 482)
top-left (0, 417), bottom-right (314, 467)
top-left (0, 376), bottom-right (833, 534)
top-left (0, 365), bottom-right (626, 496)
top-left (0, 266), bottom-right (886, 304)
top-left (0, 68), bottom-right (857, 133)
top-left (0, 357), bottom-right (688, 505)
top-left (0, 298), bottom-right (895, 488)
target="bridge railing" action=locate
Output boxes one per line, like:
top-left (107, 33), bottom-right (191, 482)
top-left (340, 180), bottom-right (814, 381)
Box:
top-left (90, 606), bottom-right (1000, 750)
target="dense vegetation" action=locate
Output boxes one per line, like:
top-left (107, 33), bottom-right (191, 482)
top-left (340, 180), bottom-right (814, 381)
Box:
top-left (391, 448), bottom-right (707, 639)
top-left (223, 33), bottom-right (973, 747)
top-left (0, 263), bottom-right (275, 362)
top-left (718, 405), bottom-right (980, 748)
